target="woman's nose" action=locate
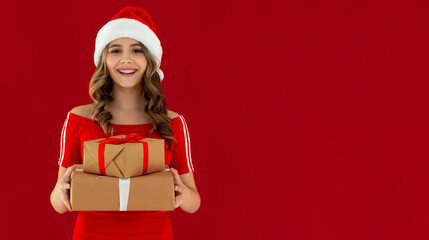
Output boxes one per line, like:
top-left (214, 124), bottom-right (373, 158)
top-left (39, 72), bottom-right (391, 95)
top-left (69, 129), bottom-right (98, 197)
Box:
top-left (120, 59), bottom-right (131, 63)
top-left (120, 52), bottom-right (132, 63)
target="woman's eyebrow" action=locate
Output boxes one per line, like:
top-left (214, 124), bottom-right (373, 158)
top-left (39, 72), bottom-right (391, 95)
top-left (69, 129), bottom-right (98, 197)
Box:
top-left (109, 43), bottom-right (141, 48)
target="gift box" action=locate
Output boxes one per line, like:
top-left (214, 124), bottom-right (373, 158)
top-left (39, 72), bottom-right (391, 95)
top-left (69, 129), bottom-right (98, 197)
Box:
top-left (83, 133), bottom-right (166, 178)
top-left (70, 164), bottom-right (175, 211)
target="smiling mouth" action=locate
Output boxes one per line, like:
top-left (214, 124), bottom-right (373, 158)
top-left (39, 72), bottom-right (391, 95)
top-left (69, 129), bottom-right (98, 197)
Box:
top-left (118, 69), bottom-right (137, 74)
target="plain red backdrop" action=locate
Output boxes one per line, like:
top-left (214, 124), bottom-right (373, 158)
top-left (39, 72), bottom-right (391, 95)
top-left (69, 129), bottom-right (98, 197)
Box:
top-left (2, 0), bottom-right (429, 239)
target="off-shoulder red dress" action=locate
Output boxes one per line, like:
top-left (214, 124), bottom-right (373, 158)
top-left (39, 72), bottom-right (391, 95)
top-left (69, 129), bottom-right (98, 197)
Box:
top-left (57, 111), bottom-right (195, 240)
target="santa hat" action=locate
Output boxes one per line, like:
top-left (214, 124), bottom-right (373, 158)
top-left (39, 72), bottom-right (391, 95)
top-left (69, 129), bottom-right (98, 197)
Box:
top-left (94, 6), bottom-right (164, 81)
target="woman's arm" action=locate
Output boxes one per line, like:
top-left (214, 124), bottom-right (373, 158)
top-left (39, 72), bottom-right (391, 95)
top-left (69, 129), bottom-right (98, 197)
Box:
top-left (170, 168), bottom-right (201, 213)
top-left (50, 165), bottom-right (76, 214)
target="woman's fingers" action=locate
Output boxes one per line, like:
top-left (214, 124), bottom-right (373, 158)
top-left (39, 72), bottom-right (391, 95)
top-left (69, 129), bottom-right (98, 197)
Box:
top-left (59, 186), bottom-right (72, 211)
top-left (62, 194), bottom-right (72, 211)
top-left (60, 193), bottom-right (71, 210)
top-left (58, 165), bottom-right (76, 211)
top-left (175, 195), bottom-right (183, 208)
top-left (61, 165), bottom-right (76, 185)
top-left (57, 182), bottom-right (70, 191)
top-left (174, 185), bottom-right (183, 193)
top-left (65, 165), bottom-right (76, 178)
top-left (170, 168), bottom-right (183, 186)
top-left (171, 168), bottom-right (183, 209)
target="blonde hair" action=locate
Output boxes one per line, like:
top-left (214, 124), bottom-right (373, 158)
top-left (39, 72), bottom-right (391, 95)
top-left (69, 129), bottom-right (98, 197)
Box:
top-left (89, 41), bottom-right (176, 150)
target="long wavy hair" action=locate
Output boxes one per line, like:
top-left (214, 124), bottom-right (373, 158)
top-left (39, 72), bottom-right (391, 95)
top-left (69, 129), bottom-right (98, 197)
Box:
top-left (89, 41), bottom-right (176, 150)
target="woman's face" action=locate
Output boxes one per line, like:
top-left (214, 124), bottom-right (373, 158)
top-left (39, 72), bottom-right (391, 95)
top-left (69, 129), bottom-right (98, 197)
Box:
top-left (106, 37), bottom-right (148, 89)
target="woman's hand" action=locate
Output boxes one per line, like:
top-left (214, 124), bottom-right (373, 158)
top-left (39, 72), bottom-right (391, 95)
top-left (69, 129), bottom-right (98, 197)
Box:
top-left (170, 168), bottom-right (190, 209)
top-left (54, 165), bottom-right (76, 212)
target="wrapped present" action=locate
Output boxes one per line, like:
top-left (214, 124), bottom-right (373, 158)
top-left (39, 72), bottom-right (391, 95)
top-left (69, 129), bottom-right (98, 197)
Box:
top-left (70, 164), bottom-right (175, 211)
top-left (83, 133), bottom-right (165, 178)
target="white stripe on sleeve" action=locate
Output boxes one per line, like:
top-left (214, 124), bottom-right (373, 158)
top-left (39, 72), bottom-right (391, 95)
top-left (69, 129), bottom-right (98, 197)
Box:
top-left (179, 115), bottom-right (194, 172)
top-left (58, 112), bottom-right (71, 166)
top-left (182, 116), bottom-right (194, 171)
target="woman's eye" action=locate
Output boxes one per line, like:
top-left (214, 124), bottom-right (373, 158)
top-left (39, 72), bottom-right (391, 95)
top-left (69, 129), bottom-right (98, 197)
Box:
top-left (110, 49), bottom-right (120, 53)
top-left (133, 49), bottom-right (143, 53)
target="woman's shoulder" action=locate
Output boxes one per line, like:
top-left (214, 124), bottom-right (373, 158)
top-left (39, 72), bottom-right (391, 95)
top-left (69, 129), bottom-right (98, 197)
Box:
top-left (167, 109), bottom-right (181, 120)
top-left (70, 103), bottom-right (95, 119)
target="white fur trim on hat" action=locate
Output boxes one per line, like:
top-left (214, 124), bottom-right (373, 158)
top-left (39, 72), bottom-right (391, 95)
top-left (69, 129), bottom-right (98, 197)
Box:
top-left (94, 18), bottom-right (164, 81)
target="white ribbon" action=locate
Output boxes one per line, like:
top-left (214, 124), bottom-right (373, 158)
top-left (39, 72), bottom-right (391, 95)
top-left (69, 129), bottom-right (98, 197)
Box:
top-left (117, 169), bottom-right (169, 211)
top-left (119, 178), bottom-right (131, 211)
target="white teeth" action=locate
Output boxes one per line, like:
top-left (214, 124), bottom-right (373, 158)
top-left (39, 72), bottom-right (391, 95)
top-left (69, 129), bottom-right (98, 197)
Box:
top-left (118, 70), bottom-right (136, 74)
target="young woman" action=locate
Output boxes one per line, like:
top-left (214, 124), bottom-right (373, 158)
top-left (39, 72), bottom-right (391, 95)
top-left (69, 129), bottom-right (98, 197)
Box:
top-left (50, 6), bottom-right (200, 239)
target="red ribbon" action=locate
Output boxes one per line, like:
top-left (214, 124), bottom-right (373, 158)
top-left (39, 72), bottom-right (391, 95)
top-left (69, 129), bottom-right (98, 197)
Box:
top-left (97, 133), bottom-right (149, 176)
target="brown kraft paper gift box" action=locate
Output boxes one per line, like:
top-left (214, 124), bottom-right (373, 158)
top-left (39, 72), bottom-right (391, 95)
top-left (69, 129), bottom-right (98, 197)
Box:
top-left (70, 164), bottom-right (175, 211)
top-left (83, 134), bottom-right (166, 178)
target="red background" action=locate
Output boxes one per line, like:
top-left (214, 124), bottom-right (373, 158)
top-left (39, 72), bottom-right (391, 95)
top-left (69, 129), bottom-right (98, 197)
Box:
top-left (2, 0), bottom-right (429, 239)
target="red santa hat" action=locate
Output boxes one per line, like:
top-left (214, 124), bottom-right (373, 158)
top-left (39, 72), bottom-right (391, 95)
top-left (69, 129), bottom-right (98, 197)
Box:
top-left (94, 6), bottom-right (164, 81)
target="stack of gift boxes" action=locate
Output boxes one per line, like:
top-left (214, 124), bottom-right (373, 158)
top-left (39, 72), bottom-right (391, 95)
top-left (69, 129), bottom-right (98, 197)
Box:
top-left (70, 133), bottom-right (175, 211)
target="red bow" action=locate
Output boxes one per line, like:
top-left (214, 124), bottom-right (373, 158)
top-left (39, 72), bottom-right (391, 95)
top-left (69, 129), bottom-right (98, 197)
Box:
top-left (98, 133), bottom-right (145, 144)
top-left (97, 133), bottom-right (149, 176)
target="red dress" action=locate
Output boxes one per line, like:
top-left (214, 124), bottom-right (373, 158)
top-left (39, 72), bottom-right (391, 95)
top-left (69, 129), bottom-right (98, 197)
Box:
top-left (58, 111), bottom-right (195, 240)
